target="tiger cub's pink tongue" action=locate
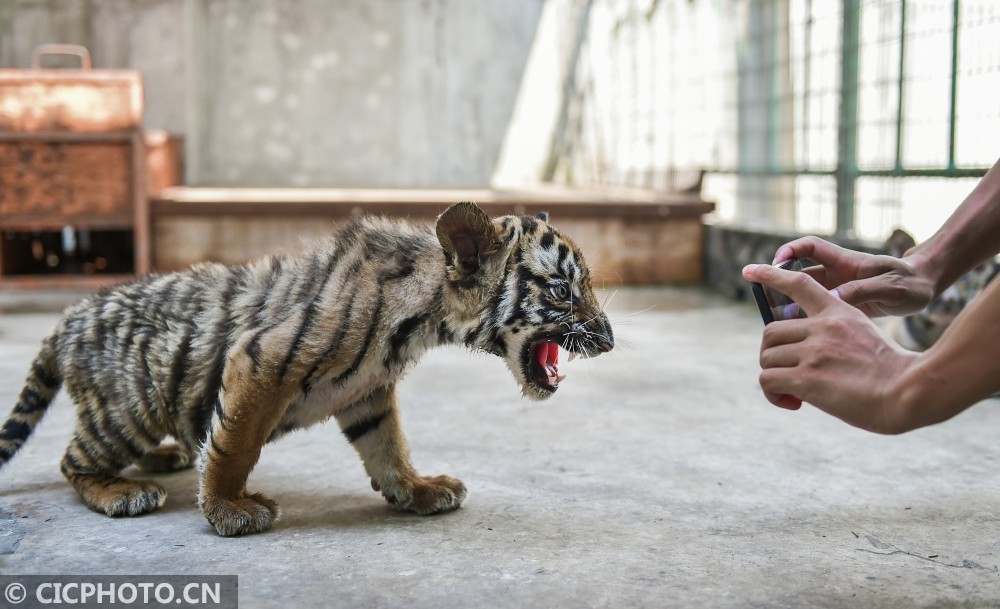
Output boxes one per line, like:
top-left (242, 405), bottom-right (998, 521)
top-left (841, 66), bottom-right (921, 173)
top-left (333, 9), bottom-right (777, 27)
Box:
top-left (535, 341), bottom-right (564, 384)
top-left (535, 341), bottom-right (558, 368)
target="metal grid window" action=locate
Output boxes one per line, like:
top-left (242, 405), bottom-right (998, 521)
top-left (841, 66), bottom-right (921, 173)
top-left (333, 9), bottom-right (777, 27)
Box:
top-left (549, 0), bottom-right (1000, 243)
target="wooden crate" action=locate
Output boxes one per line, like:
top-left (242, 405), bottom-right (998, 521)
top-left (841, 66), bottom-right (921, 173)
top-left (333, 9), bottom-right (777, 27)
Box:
top-left (0, 141), bottom-right (133, 226)
top-left (0, 45), bottom-right (149, 288)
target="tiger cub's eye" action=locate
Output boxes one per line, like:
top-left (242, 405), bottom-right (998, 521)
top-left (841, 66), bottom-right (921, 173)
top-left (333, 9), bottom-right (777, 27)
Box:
top-left (551, 284), bottom-right (569, 300)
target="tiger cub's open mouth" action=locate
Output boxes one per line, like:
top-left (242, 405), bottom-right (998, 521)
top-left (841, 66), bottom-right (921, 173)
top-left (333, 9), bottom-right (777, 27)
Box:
top-left (524, 336), bottom-right (580, 394)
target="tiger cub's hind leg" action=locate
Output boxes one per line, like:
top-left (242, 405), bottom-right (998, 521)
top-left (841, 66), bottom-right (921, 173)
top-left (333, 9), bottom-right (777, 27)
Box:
top-left (337, 385), bottom-right (467, 515)
top-left (136, 443), bottom-right (196, 473)
top-left (60, 395), bottom-right (167, 517)
top-left (61, 436), bottom-right (167, 517)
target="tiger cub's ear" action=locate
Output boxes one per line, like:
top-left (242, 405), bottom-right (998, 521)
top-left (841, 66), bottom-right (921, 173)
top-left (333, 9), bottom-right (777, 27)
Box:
top-left (436, 201), bottom-right (500, 278)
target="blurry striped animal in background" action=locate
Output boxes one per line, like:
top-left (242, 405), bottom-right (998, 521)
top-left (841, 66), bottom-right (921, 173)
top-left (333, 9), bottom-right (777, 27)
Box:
top-left (884, 229), bottom-right (999, 351)
top-left (0, 202), bottom-right (614, 536)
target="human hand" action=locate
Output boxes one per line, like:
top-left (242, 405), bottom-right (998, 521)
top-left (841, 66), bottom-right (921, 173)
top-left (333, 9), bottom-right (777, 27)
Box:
top-left (743, 263), bottom-right (920, 434)
top-left (772, 236), bottom-right (936, 317)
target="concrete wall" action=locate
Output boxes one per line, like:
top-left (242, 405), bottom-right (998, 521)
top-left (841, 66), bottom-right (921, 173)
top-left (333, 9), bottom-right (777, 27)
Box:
top-left (0, 0), bottom-right (544, 187)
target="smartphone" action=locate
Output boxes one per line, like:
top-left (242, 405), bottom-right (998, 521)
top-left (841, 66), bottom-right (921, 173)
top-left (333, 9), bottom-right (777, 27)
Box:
top-left (751, 259), bottom-right (808, 325)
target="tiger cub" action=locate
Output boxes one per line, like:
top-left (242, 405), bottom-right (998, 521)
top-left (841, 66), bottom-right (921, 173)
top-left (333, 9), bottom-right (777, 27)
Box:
top-left (884, 229), bottom-right (999, 350)
top-left (0, 202), bottom-right (614, 536)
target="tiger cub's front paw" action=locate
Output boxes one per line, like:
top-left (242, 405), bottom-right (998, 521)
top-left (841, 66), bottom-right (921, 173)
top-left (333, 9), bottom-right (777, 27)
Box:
top-left (201, 492), bottom-right (281, 536)
top-left (377, 475), bottom-right (467, 515)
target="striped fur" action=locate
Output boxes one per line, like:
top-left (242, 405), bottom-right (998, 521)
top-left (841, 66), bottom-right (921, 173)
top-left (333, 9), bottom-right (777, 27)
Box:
top-left (0, 202), bottom-right (613, 536)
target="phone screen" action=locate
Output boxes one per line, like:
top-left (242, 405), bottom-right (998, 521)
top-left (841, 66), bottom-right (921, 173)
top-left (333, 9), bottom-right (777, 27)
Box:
top-left (751, 259), bottom-right (808, 325)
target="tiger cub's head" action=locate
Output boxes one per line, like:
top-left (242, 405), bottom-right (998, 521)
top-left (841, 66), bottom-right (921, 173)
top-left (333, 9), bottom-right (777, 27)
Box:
top-left (437, 202), bottom-right (614, 400)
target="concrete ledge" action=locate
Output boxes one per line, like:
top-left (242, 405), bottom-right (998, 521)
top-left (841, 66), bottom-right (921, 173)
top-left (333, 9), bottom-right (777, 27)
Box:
top-left (152, 186), bottom-right (715, 285)
top-left (152, 186), bottom-right (714, 218)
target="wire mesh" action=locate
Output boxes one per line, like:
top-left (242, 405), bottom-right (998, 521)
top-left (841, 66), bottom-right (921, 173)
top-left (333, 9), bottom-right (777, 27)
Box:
top-left (550, 0), bottom-right (998, 242)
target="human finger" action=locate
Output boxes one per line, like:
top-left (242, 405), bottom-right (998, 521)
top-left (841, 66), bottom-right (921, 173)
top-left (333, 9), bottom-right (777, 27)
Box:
top-left (760, 375), bottom-right (803, 410)
top-left (833, 274), bottom-right (919, 316)
top-left (760, 319), bottom-right (810, 350)
top-left (833, 277), bottom-right (881, 310)
top-left (775, 394), bottom-right (803, 410)
top-left (760, 343), bottom-right (800, 369)
top-left (760, 367), bottom-right (805, 404)
top-left (802, 264), bottom-right (829, 286)
top-left (743, 264), bottom-right (840, 317)
top-left (772, 236), bottom-right (855, 268)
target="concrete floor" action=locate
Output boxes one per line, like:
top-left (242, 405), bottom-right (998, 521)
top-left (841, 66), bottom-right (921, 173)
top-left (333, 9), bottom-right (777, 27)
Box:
top-left (0, 286), bottom-right (997, 608)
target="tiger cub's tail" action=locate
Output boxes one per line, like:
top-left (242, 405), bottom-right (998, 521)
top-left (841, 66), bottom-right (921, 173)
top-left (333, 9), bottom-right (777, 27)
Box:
top-left (0, 334), bottom-right (62, 468)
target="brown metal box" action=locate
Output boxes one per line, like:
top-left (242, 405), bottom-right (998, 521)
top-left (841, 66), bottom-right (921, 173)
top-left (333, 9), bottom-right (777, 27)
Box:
top-left (0, 62), bottom-right (142, 133)
top-left (0, 45), bottom-right (149, 286)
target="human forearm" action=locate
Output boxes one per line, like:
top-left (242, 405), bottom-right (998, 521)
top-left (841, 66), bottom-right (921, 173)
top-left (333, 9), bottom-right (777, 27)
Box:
top-left (904, 157), bottom-right (1000, 296)
top-left (889, 274), bottom-right (1000, 431)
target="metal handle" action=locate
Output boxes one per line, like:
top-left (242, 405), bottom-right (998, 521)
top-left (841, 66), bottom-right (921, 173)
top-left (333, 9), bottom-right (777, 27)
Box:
top-left (31, 44), bottom-right (92, 70)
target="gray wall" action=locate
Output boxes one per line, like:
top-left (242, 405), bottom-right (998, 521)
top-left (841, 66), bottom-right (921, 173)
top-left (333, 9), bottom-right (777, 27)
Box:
top-left (1, 0), bottom-right (544, 187)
